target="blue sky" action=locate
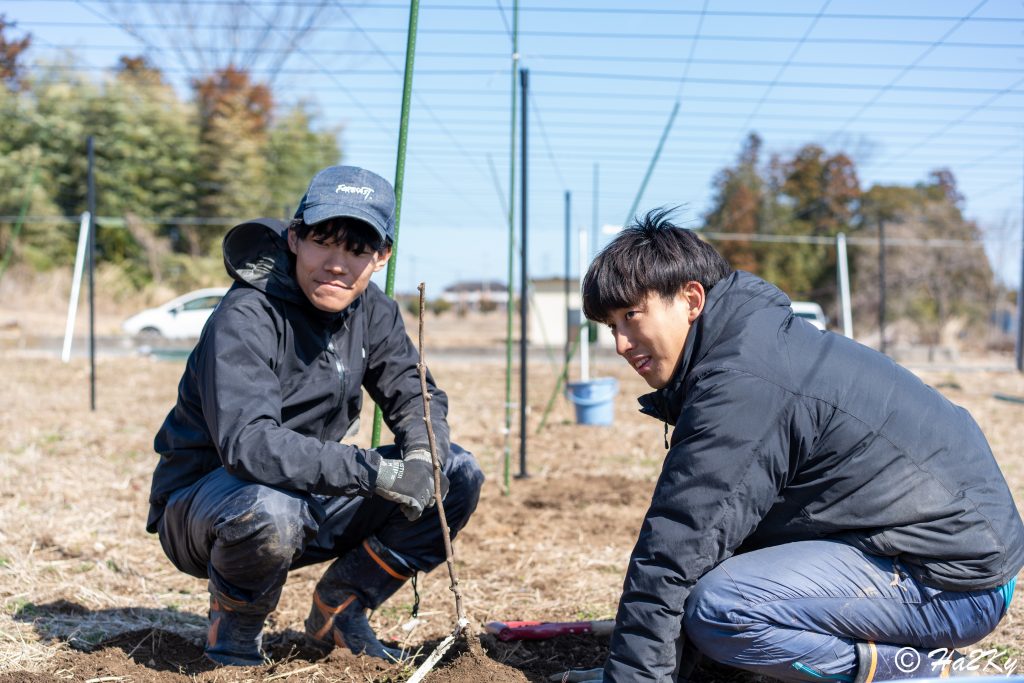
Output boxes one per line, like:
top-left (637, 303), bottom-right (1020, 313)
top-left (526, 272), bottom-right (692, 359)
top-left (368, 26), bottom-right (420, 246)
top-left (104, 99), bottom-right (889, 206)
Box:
top-left (8, 0), bottom-right (1024, 293)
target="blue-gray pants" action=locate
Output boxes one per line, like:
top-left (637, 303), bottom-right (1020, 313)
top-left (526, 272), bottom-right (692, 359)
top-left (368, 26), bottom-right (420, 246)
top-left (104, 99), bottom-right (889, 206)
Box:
top-left (156, 444), bottom-right (484, 605)
top-left (683, 540), bottom-right (1011, 682)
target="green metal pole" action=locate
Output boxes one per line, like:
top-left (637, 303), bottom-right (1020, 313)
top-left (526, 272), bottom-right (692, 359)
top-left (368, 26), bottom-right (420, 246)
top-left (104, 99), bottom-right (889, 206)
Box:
top-left (502, 0), bottom-right (519, 494)
top-left (536, 333), bottom-right (581, 434)
top-left (0, 165), bottom-right (39, 285)
top-left (624, 100), bottom-right (680, 227)
top-left (372, 0), bottom-right (420, 447)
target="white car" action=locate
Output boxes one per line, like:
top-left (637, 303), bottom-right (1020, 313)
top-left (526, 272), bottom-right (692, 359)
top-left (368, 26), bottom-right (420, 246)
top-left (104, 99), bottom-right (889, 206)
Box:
top-left (790, 301), bottom-right (828, 331)
top-left (122, 287), bottom-right (229, 339)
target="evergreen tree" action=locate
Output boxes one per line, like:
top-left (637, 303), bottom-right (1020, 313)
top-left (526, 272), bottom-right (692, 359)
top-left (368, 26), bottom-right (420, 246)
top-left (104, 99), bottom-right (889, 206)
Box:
top-left (266, 104), bottom-right (342, 218)
top-left (0, 51), bottom-right (339, 286)
top-left (702, 137), bottom-right (862, 309)
top-left (0, 59), bottom-right (89, 270)
top-left (759, 144), bottom-right (860, 306)
top-left (191, 66), bottom-right (273, 255)
top-left (704, 132), bottom-right (765, 273)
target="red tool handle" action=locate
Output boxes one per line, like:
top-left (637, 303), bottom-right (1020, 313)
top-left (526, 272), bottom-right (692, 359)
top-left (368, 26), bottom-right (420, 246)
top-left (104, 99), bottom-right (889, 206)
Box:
top-left (484, 619), bottom-right (615, 641)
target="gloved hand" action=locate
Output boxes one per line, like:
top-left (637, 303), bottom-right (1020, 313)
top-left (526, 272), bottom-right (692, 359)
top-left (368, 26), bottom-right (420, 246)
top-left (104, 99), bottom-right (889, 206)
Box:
top-left (402, 448), bottom-right (450, 500)
top-left (548, 669), bottom-right (604, 682)
top-left (374, 449), bottom-right (449, 521)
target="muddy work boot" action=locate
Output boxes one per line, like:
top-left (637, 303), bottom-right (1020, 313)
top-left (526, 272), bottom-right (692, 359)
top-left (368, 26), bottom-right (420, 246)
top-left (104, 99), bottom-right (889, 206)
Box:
top-left (305, 536), bottom-right (412, 662)
top-left (205, 587), bottom-right (278, 666)
top-left (853, 642), bottom-right (971, 682)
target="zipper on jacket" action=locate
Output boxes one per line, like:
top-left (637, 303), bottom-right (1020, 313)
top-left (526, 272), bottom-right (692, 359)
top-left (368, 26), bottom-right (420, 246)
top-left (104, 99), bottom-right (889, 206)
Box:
top-left (327, 339), bottom-right (345, 382)
top-left (321, 331), bottom-right (347, 441)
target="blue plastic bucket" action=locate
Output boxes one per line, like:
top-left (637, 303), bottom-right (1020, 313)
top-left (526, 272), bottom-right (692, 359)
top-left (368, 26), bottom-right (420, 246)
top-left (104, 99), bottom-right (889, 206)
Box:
top-left (566, 377), bottom-right (619, 426)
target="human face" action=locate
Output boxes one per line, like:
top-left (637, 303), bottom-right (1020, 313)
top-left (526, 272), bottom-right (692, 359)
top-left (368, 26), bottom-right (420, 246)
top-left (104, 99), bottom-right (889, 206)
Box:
top-left (287, 228), bottom-right (391, 313)
top-left (606, 283), bottom-right (705, 389)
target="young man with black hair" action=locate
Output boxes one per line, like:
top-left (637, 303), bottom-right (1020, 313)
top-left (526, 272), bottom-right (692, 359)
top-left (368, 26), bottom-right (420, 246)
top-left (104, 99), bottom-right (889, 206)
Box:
top-left (147, 166), bottom-right (484, 666)
top-left (561, 209), bottom-right (1023, 682)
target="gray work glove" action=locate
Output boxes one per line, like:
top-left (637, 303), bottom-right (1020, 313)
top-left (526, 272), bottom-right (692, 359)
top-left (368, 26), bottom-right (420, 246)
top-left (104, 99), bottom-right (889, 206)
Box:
top-left (548, 669), bottom-right (604, 682)
top-left (374, 449), bottom-right (449, 521)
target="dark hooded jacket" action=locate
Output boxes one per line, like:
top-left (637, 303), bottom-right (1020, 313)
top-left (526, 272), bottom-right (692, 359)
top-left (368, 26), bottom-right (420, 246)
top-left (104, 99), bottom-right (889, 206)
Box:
top-left (603, 271), bottom-right (1024, 682)
top-left (147, 218), bottom-right (449, 532)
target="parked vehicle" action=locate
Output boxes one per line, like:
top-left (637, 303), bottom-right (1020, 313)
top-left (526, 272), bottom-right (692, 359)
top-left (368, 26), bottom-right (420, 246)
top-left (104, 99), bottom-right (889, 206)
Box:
top-left (122, 287), bottom-right (229, 339)
top-left (790, 301), bottom-right (828, 331)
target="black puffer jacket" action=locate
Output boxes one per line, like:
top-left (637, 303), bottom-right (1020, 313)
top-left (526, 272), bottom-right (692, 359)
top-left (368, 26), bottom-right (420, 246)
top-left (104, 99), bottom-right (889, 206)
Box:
top-left (147, 218), bottom-right (449, 532)
top-left (604, 271), bottom-right (1024, 681)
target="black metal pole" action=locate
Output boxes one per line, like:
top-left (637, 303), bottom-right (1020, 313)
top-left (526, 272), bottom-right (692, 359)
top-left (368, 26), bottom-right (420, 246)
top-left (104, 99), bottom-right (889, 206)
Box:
top-left (564, 190), bottom-right (571, 365)
top-left (878, 217), bottom-right (887, 356)
top-left (87, 136), bottom-right (97, 411)
top-left (518, 67), bottom-right (529, 479)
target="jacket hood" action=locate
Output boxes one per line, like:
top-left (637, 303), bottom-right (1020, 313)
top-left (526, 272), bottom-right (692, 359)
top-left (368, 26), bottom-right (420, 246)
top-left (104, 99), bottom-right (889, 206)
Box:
top-left (638, 271), bottom-right (791, 424)
top-left (222, 218), bottom-right (309, 307)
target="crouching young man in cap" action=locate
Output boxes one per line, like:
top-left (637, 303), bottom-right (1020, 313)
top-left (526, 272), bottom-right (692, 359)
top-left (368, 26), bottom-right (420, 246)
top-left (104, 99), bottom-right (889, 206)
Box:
top-left (559, 209), bottom-right (1023, 682)
top-left (146, 166), bottom-right (484, 666)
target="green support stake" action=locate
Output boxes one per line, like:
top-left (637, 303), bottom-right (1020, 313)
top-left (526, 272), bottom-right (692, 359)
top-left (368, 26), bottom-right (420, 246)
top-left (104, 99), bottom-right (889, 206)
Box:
top-left (536, 333), bottom-right (581, 434)
top-left (0, 165), bottom-right (39, 285)
top-left (502, 0), bottom-right (519, 494)
top-left (372, 0), bottom-right (420, 448)
top-left (624, 100), bottom-right (680, 227)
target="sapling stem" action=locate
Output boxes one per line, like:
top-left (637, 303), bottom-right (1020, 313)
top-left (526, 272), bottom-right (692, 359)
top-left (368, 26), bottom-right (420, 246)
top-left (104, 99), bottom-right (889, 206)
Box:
top-left (416, 282), bottom-right (466, 627)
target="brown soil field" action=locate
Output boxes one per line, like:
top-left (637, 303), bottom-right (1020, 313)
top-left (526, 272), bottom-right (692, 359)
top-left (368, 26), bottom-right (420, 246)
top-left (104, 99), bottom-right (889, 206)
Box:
top-left (1, 309), bottom-right (1023, 682)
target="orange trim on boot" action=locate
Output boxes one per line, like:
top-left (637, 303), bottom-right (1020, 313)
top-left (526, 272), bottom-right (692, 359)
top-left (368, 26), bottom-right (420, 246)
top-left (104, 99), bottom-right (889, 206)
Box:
top-left (311, 591), bottom-right (357, 642)
top-left (362, 540), bottom-right (411, 580)
top-left (211, 593), bottom-right (246, 611)
top-left (208, 616), bottom-right (221, 648)
top-left (863, 642), bottom-right (878, 683)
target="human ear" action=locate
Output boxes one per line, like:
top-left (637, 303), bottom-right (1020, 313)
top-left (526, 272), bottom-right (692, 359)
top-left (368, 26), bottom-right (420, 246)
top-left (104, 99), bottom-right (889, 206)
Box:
top-left (287, 228), bottom-right (299, 255)
top-left (682, 281), bottom-right (706, 322)
top-left (372, 247), bottom-right (393, 273)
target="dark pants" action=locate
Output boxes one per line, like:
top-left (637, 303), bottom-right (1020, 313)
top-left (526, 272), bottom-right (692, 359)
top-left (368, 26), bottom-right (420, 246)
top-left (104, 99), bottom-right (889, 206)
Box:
top-left (683, 540), bottom-right (1011, 682)
top-left (157, 444), bottom-right (484, 604)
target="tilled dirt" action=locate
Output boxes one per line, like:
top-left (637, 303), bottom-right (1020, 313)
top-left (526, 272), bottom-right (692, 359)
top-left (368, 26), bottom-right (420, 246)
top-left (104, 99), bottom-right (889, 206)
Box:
top-left (15, 628), bottom-right (769, 682)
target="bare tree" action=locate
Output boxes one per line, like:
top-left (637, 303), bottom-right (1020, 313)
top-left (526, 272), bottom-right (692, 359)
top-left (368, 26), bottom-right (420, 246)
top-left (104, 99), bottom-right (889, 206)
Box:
top-left (98, 1), bottom-right (332, 86)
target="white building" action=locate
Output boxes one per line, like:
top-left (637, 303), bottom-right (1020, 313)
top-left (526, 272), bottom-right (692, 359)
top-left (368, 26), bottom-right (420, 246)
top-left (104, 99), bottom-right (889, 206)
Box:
top-left (440, 280), bottom-right (509, 311)
top-left (527, 277), bottom-right (614, 349)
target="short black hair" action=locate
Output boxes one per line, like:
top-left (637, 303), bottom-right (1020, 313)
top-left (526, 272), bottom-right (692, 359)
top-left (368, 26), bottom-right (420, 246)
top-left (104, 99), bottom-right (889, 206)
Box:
top-left (289, 216), bottom-right (391, 255)
top-left (582, 208), bottom-right (732, 323)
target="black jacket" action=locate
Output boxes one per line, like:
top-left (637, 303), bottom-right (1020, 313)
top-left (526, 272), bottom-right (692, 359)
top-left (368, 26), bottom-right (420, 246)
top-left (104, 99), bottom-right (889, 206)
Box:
top-left (147, 219), bottom-right (449, 532)
top-left (604, 271), bottom-right (1024, 681)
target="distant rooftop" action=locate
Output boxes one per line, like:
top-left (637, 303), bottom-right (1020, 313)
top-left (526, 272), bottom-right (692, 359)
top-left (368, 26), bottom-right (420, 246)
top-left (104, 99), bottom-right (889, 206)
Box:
top-left (443, 280), bottom-right (506, 293)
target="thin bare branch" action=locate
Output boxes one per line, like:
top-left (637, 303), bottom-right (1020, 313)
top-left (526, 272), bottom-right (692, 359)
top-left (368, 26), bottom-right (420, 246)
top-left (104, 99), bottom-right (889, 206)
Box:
top-left (416, 282), bottom-right (467, 627)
